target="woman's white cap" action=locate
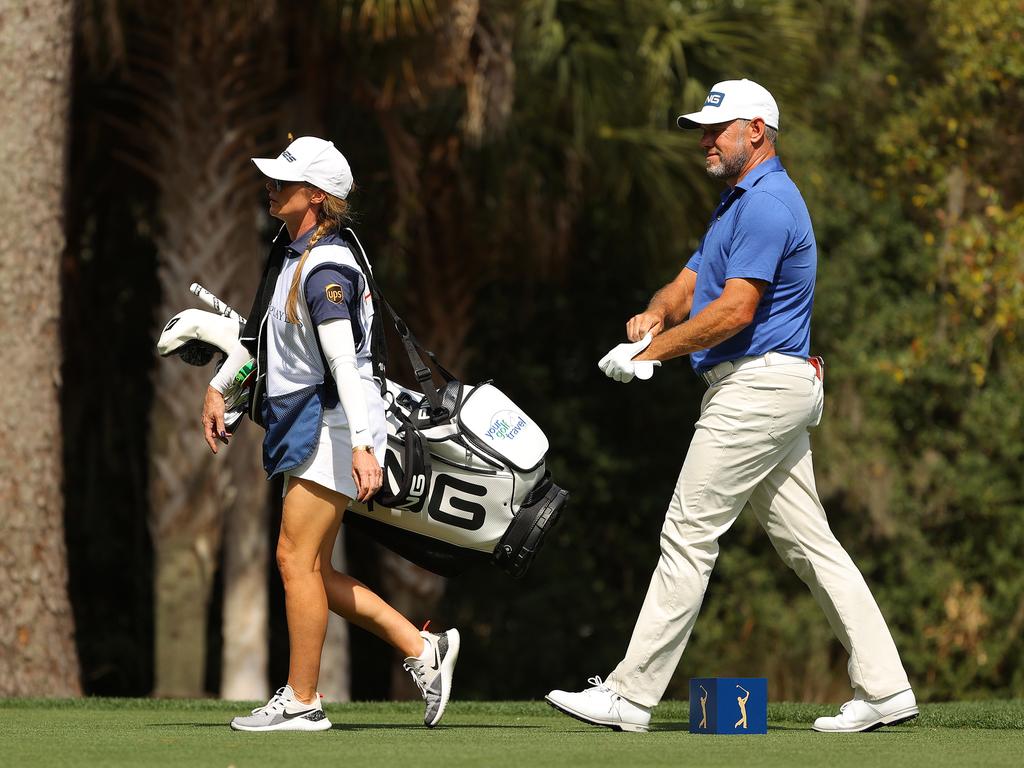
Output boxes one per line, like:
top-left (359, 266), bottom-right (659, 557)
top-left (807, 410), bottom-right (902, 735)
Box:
top-left (252, 136), bottom-right (354, 199)
top-left (676, 79), bottom-right (780, 131)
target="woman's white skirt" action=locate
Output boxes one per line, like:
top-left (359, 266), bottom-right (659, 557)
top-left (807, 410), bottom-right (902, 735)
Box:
top-left (284, 379), bottom-right (388, 499)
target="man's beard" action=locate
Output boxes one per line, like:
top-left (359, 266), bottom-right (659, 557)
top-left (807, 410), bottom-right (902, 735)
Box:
top-left (706, 143), bottom-right (750, 179)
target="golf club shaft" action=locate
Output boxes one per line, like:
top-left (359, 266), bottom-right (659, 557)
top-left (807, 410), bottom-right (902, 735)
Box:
top-left (190, 283), bottom-right (245, 323)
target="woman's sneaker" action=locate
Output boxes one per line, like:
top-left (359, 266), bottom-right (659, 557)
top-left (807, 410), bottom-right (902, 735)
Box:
top-left (404, 628), bottom-right (461, 727)
top-left (230, 684), bottom-right (331, 732)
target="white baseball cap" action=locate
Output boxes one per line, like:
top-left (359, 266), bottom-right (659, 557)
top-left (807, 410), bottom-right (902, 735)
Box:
top-left (676, 79), bottom-right (780, 131)
top-left (252, 136), bottom-right (354, 199)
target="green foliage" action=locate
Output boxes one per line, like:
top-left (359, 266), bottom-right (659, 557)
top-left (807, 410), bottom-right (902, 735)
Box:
top-left (441, 0), bottom-right (1024, 704)
top-left (62, 0), bottom-right (1024, 703)
top-left (789, 0), bottom-right (1024, 700)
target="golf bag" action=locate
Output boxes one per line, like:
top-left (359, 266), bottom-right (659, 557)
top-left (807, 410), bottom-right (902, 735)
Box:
top-left (157, 233), bottom-right (568, 578)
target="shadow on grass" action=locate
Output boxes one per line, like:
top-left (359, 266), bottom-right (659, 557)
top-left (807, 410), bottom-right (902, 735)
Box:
top-left (649, 724), bottom-right (917, 734)
top-left (145, 722), bottom-right (544, 731)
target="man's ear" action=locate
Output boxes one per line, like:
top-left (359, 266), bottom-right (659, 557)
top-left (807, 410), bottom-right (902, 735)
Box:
top-left (749, 117), bottom-right (767, 144)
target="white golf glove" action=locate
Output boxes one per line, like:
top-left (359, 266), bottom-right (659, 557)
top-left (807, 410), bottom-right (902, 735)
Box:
top-left (598, 332), bottom-right (662, 383)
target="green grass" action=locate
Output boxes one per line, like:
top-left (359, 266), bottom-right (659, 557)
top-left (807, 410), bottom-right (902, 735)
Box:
top-left (1, 699), bottom-right (1021, 767)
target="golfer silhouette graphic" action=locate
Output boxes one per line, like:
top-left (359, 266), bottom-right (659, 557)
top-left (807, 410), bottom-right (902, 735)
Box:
top-left (735, 685), bottom-right (750, 729)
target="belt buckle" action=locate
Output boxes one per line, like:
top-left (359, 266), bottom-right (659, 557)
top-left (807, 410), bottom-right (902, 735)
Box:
top-left (702, 361), bottom-right (730, 387)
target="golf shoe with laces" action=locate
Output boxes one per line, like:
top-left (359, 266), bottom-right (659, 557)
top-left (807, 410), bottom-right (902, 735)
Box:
top-left (229, 684), bottom-right (331, 732)
top-left (812, 689), bottom-right (918, 732)
top-left (404, 628), bottom-right (461, 727)
top-left (546, 676), bottom-right (651, 732)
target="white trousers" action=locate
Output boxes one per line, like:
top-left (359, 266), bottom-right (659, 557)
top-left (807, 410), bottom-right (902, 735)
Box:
top-left (605, 362), bottom-right (910, 707)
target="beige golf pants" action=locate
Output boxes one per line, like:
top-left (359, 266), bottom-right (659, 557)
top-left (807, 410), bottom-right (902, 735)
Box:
top-left (605, 360), bottom-right (910, 708)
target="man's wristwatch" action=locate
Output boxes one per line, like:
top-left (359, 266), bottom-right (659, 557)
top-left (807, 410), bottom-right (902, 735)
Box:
top-left (352, 445), bottom-right (374, 455)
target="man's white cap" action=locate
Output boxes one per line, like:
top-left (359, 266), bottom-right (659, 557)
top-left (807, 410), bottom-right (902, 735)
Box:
top-left (252, 136), bottom-right (354, 199)
top-left (676, 79), bottom-right (780, 131)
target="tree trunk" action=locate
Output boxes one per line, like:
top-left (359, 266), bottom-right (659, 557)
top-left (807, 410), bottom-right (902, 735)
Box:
top-left (319, 533), bottom-right (351, 702)
top-left (0, 0), bottom-right (80, 696)
top-left (218, 433), bottom-right (269, 701)
top-left (135, 1), bottom-right (279, 697)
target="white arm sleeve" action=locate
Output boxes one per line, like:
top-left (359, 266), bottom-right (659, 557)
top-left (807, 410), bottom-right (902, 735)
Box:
top-left (317, 318), bottom-right (373, 448)
top-left (208, 342), bottom-right (251, 394)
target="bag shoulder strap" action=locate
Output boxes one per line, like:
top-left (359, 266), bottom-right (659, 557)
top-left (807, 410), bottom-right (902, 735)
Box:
top-left (341, 228), bottom-right (456, 419)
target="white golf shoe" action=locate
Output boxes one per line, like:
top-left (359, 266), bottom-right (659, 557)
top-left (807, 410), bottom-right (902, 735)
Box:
top-left (812, 689), bottom-right (918, 733)
top-left (546, 676), bottom-right (651, 732)
top-left (404, 628), bottom-right (461, 728)
top-left (229, 684), bottom-right (331, 732)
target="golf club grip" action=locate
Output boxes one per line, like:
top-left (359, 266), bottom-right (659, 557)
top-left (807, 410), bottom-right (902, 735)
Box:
top-left (190, 283), bottom-right (245, 323)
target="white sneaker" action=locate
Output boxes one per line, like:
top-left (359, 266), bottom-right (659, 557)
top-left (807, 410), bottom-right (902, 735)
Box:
top-left (812, 689), bottom-right (918, 733)
top-left (404, 628), bottom-right (460, 728)
top-left (546, 676), bottom-right (651, 733)
top-left (229, 684), bottom-right (331, 732)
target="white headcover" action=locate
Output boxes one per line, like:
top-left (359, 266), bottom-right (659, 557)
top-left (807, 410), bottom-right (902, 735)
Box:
top-left (157, 308), bottom-right (241, 358)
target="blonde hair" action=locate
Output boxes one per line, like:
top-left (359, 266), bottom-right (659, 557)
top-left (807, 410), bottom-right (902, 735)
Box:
top-left (285, 191), bottom-right (351, 323)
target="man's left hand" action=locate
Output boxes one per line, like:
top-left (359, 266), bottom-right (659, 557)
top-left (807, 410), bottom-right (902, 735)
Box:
top-left (598, 332), bottom-right (662, 383)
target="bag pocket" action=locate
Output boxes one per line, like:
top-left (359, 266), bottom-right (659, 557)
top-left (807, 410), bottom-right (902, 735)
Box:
top-left (261, 384), bottom-right (324, 477)
top-left (457, 383), bottom-right (548, 473)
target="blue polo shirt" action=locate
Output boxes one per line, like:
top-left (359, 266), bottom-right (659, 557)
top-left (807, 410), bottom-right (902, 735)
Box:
top-left (685, 157), bottom-right (816, 373)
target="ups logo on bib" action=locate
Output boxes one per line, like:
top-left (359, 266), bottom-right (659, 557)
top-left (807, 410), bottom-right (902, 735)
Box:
top-left (325, 284), bottom-right (344, 304)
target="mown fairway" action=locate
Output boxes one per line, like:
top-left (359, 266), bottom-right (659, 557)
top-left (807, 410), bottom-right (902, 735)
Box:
top-left (2, 699), bottom-right (1021, 767)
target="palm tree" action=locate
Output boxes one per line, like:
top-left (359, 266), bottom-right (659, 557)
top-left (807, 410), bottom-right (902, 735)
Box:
top-left (116, 0), bottom-right (282, 698)
top-left (0, 0), bottom-right (81, 696)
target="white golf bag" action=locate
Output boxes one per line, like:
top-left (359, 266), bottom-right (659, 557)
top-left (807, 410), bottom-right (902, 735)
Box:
top-left (157, 259), bottom-right (567, 578)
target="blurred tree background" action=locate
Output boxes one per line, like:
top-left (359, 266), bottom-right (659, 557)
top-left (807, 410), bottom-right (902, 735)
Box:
top-left (5, 0), bottom-right (1020, 702)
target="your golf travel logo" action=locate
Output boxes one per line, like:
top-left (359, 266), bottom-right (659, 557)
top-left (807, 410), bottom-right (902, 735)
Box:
top-left (485, 410), bottom-right (528, 442)
top-left (705, 91), bottom-right (725, 107)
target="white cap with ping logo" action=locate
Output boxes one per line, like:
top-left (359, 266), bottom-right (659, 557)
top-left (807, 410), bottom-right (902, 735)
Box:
top-left (252, 136), bottom-right (354, 199)
top-left (676, 79), bottom-right (780, 131)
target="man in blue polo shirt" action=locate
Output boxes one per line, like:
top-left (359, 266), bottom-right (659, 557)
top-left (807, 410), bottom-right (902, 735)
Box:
top-left (547, 79), bottom-right (917, 733)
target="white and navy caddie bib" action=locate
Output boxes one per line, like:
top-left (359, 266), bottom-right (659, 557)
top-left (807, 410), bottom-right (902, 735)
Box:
top-left (260, 229), bottom-right (377, 476)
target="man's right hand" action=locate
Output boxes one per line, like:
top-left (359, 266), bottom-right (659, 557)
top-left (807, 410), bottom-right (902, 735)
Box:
top-left (627, 311), bottom-right (665, 342)
top-left (202, 386), bottom-right (229, 454)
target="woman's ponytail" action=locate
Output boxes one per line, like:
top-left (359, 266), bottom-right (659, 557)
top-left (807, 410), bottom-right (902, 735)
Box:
top-left (284, 193), bottom-right (351, 324)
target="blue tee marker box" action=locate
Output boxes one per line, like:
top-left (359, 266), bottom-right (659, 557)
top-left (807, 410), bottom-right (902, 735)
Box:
top-left (689, 678), bottom-right (768, 734)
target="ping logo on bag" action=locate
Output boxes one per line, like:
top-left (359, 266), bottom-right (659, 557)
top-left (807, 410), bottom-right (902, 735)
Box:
top-left (486, 410), bottom-right (528, 441)
top-left (428, 475), bottom-right (487, 530)
top-left (325, 284), bottom-right (344, 304)
top-left (705, 91), bottom-right (725, 107)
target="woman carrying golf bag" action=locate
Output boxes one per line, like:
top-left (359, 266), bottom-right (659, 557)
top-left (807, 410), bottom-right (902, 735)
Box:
top-left (200, 136), bottom-right (460, 732)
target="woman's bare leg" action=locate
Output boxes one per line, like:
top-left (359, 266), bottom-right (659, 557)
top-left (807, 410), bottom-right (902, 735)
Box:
top-left (278, 478), bottom-right (343, 703)
top-left (314, 492), bottom-right (424, 659)
top-left (282, 477), bottom-right (423, 683)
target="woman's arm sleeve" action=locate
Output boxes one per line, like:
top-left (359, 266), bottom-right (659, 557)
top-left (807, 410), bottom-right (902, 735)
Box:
top-left (208, 342), bottom-right (252, 394)
top-left (317, 318), bottom-right (373, 448)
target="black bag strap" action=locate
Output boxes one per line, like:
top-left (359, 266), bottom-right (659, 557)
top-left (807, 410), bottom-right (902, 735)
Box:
top-left (375, 422), bottom-right (432, 511)
top-left (341, 228), bottom-right (456, 418)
